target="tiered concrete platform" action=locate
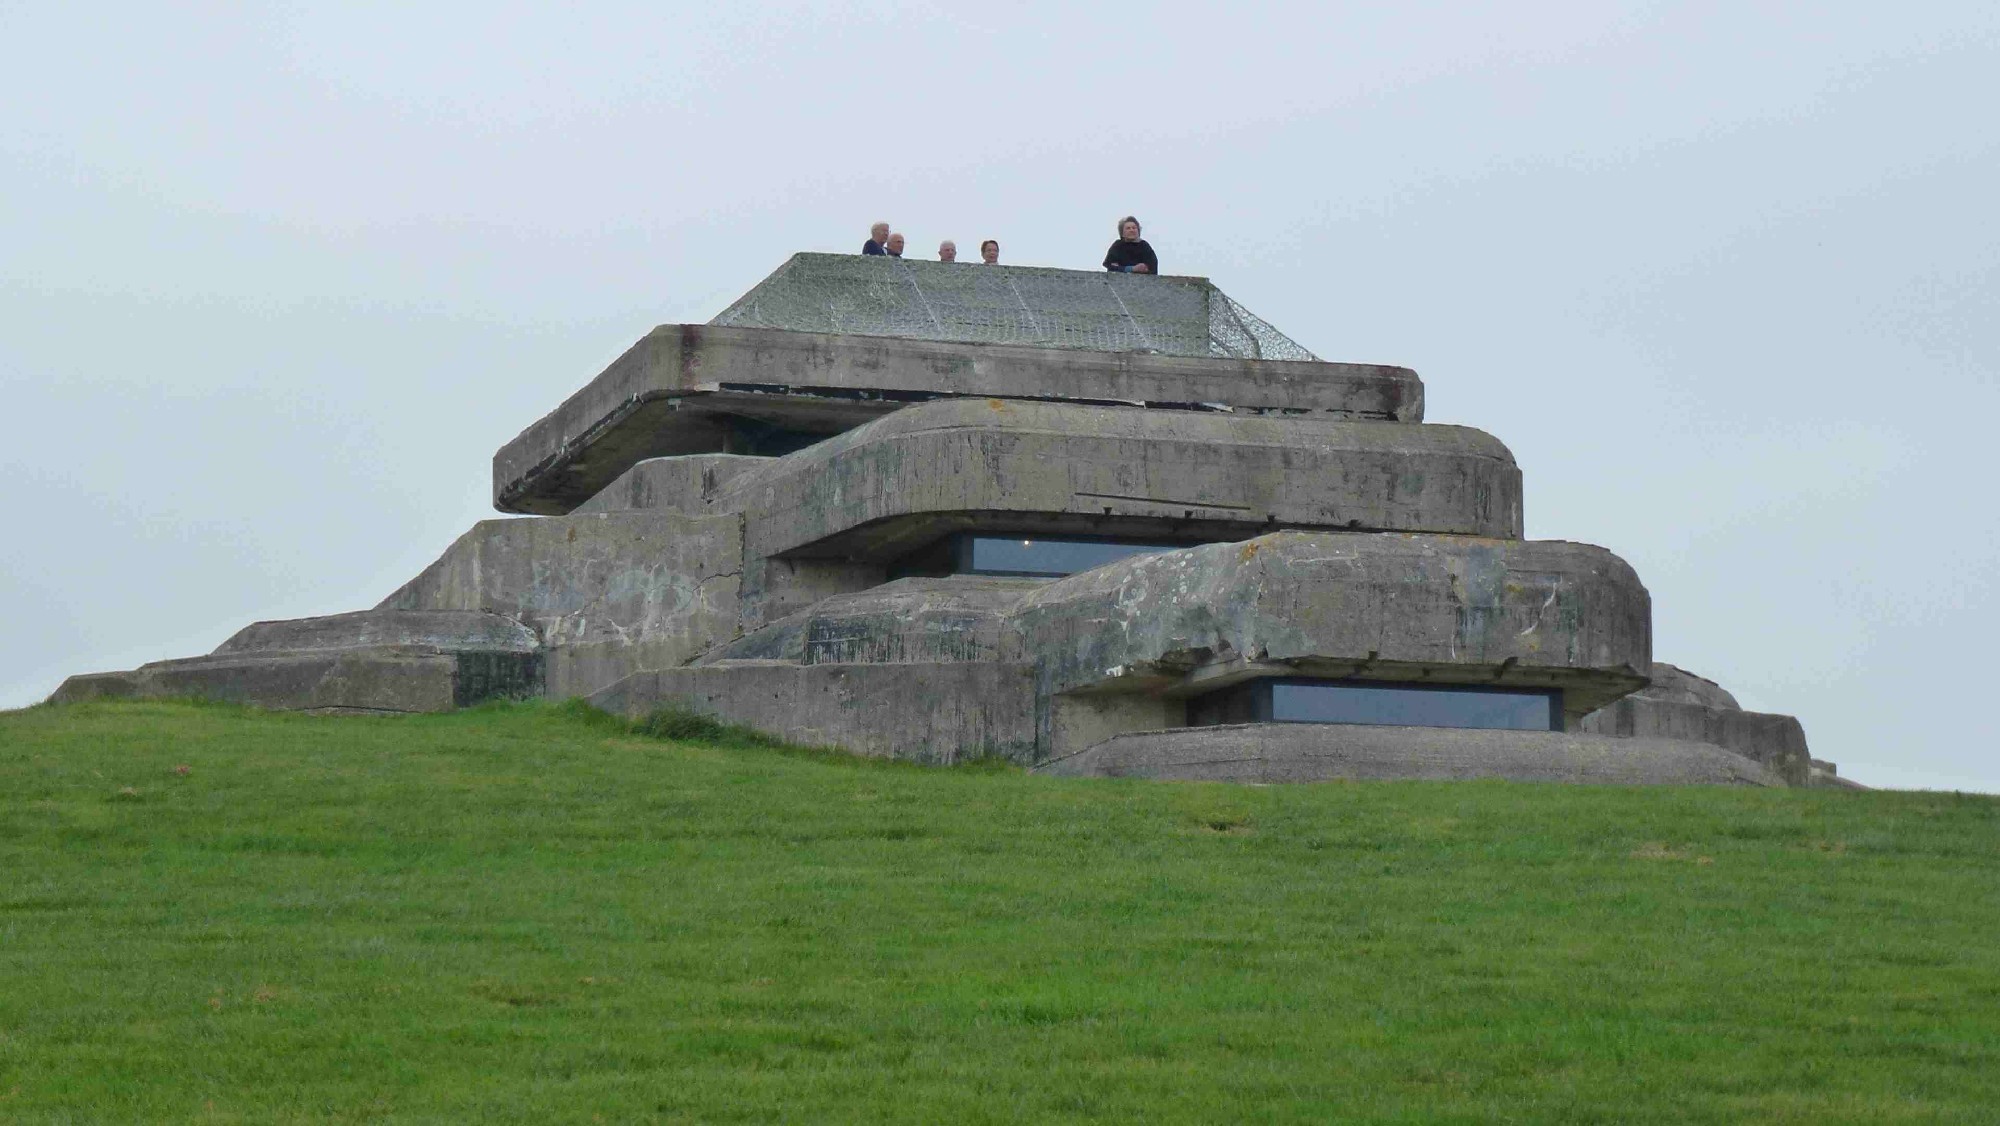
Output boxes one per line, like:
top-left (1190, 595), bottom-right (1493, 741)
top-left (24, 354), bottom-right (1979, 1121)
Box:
top-left (51, 258), bottom-right (1822, 785)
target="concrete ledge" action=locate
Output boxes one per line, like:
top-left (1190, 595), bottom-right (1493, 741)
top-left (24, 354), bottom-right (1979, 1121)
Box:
top-left (215, 610), bottom-right (539, 655)
top-left (717, 399), bottom-right (1521, 561)
top-left (588, 660), bottom-right (1039, 764)
top-left (1012, 531), bottom-right (1651, 716)
top-left (493, 324), bottom-right (1426, 514)
top-left (49, 646), bottom-right (543, 713)
top-left (1035, 724), bottom-right (1781, 785)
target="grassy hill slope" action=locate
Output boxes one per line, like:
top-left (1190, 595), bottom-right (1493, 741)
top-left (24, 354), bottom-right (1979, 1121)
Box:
top-left (2, 700), bottom-right (1996, 1123)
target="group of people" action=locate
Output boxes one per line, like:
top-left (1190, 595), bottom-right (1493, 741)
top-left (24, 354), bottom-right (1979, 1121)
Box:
top-left (861, 217), bottom-right (1159, 275)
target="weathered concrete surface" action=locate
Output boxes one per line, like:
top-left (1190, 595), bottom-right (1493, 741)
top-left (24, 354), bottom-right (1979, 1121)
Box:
top-left (1630, 663), bottom-right (1740, 710)
top-left (738, 556), bottom-right (885, 634)
top-left (1036, 724), bottom-right (1781, 786)
top-left (700, 577), bottom-right (1040, 665)
top-left (573, 454), bottom-right (766, 515)
top-left (1579, 662), bottom-right (1809, 785)
top-left (1011, 531), bottom-right (1651, 719)
top-left (49, 610), bottom-right (547, 712)
top-left (46, 671), bottom-right (148, 701)
top-left (378, 511), bottom-right (743, 698)
top-left (494, 324), bottom-right (1426, 514)
top-left (1810, 759), bottom-right (1867, 790)
top-left (215, 609), bottom-right (539, 655)
top-left (589, 660), bottom-right (1038, 764)
top-left (50, 646), bottom-right (542, 713)
top-left (717, 399), bottom-right (1522, 561)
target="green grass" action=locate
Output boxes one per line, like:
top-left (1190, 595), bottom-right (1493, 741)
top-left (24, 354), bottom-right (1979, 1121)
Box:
top-left (2, 699), bottom-right (1996, 1124)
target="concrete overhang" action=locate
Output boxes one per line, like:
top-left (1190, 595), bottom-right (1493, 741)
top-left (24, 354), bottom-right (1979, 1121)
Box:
top-left (713, 398), bottom-right (1518, 561)
top-left (1013, 531), bottom-right (1652, 719)
top-left (492, 324), bottom-right (1425, 514)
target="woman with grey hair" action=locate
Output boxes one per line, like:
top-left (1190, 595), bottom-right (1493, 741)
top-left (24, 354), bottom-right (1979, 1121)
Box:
top-left (1103, 216), bottom-right (1157, 275)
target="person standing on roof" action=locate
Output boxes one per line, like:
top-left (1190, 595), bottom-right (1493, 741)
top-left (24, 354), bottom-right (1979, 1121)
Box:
top-left (938, 240), bottom-right (958, 262)
top-left (885, 233), bottom-right (906, 258)
top-left (1103, 216), bottom-right (1158, 275)
top-left (863, 222), bottom-right (890, 256)
top-left (980, 239), bottom-right (1000, 264)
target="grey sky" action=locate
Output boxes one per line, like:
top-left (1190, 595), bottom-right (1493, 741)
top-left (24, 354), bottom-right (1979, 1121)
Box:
top-left (3, 3), bottom-right (1994, 790)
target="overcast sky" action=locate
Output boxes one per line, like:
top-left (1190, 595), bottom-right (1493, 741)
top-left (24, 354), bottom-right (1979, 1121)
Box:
top-left (3, 3), bottom-right (1994, 790)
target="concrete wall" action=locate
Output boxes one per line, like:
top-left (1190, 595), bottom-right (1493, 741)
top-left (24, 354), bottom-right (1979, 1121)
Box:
top-left (377, 511), bottom-right (744, 698)
top-left (701, 577), bottom-right (1039, 666)
top-left (1579, 663), bottom-right (1808, 785)
top-left (589, 660), bottom-right (1039, 764)
top-left (573, 454), bottom-right (765, 515)
top-left (1037, 724), bottom-right (1781, 786)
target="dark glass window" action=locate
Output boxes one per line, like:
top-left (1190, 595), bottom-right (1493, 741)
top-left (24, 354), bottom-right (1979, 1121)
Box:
top-left (894, 534), bottom-right (1181, 579)
top-left (964, 536), bottom-right (1173, 577)
top-left (1189, 678), bottom-right (1561, 732)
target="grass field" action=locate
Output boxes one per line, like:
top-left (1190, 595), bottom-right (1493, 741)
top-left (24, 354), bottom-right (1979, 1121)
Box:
top-left (2, 699), bottom-right (1996, 1123)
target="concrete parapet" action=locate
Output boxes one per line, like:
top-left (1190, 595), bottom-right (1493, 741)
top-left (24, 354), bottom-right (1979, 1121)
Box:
top-left (589, 660), bottom-right (1039, 764)
top-left (573, 454), bottom-right (766, 516)
top-left (717, 399), bottom-right (1522, 562)
top-left (378, 511), bottom-right (743, 697)
top-left (1578, 662), bottom-right (1809, 785)
top-left (494, 324), bottom-right (1425, 514)
top-left (1011, 531), bottom-right (1651, 718)
top-left (1036, 724), bottom-right (1781, 786)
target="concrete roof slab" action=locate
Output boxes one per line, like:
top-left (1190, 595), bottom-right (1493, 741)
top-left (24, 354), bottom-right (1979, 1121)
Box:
top-left (493, 324), bottom-right (1423, 514)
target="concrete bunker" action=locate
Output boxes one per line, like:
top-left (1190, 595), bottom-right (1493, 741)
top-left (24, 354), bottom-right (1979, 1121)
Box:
top-left (52, 256), bottom-right (1823, 786)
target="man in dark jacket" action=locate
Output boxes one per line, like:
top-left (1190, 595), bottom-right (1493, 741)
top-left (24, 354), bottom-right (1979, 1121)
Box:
top-left (1103, 216), bottom-right (1158, 274)
top-left (862, 221), bottom-right (890, 256)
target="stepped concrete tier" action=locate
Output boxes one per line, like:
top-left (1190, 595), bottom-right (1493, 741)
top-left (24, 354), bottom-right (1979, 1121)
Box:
top-left (51, 610), bottom-right (542, 714)
top-left (1577, 663), bottom-right (1813, 786)
top-left (714, 399), bottom-right (1523, 560)
top-left (493, 321), bottom-right (1423, 514)
top-left (50, 255), bottom-right (1826, 785)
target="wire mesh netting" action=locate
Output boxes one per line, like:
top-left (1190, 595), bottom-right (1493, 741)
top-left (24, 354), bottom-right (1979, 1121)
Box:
top-left (709, 253), bottom-right (1318, 362)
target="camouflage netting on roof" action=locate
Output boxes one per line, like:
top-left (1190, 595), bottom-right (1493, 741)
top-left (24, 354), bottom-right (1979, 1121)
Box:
top-left (710, 253), bottom-right (1319, 361)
